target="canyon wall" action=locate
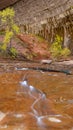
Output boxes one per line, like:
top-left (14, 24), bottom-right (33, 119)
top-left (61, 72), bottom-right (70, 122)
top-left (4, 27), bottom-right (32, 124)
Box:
top-left (0, 0), bottom-right (73, 52)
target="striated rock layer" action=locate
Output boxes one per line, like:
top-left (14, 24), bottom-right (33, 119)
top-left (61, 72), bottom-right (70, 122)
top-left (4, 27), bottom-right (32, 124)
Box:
top-left (0, 0), bottom-right (20, 10)
top-left (13, 0), bottom-right (73, 24)
top-left (0, 0), bottom-right (73, 52)
top-left (0, 0), bottom-right (73, 25)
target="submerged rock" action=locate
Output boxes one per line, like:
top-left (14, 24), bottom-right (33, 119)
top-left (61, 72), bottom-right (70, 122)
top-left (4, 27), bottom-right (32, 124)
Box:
top-left (0, 111), bottom-right (6, 122)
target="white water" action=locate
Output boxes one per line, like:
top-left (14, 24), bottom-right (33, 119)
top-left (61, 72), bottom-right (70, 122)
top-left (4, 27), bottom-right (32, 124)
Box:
top-left (19, 78), bottom-right (62, 126)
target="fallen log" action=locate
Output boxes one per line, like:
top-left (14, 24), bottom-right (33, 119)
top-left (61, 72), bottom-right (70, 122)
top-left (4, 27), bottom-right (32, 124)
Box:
top-left (16, 67), bottom-right (72, 75)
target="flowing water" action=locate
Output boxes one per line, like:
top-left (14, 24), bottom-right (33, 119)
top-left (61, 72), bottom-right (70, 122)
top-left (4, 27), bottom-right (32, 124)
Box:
top-left (0, 61), bottom-right (73, 130)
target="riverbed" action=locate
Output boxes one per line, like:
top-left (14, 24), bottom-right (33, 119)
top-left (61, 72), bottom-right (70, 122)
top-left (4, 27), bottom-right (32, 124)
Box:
top-left (0, 60), bottom-right (73, 130)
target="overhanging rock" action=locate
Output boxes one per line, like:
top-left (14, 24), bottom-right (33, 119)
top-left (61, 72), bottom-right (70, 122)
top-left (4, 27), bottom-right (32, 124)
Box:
top-left (0, 0), bottom-right (73, 52)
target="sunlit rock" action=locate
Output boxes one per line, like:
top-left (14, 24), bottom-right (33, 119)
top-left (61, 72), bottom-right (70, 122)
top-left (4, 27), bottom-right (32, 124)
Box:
top-left (14, 113), bottom-right (25, 118)
top-left (0, 125), bottom-right (8, 129)
top-left (0, 111), bottom-right (6, 122)
top-left (48, 117), bottom-right (61, 123)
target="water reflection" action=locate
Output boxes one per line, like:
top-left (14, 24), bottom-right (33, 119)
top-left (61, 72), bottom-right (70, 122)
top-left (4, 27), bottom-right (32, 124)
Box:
top-left (18, 79), bottom-right (68, 128)
top-left (0, 66), bottom-right (73, 130)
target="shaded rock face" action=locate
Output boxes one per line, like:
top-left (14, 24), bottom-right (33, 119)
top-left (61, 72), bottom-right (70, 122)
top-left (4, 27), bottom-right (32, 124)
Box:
top-left (13, 0), bottom-right (73, 49)
top-left (0, 0), bottom-right (73, 32)
top-left (13, 0), bottom-right (73, 24)
top-left (0, 0), bottom-right (73, 52)
top-left (0, 0), bottom-right (20, 10)
top-left (0, 0), bottom-right (73, 27)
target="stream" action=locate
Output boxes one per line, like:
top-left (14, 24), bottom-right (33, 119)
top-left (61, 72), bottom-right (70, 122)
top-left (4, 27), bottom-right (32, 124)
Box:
top-left (0, 61), bottom-right (73, 130)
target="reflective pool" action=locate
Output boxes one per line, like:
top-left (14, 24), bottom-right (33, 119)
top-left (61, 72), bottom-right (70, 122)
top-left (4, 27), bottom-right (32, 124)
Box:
top-left (0, 61), bottom-right (73, 130)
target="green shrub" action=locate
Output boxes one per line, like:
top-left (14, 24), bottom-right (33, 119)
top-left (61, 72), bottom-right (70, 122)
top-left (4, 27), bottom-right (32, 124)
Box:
top-left (0, 29), bottom-right (5, 35)
top-left (61, 48), bottom-right (71, 57)
top-left (10, 47), bottom-right (18, 58)
top-left (3, 29), bottom-right (13, 45)
top-left (50, 35), bottom-right (71, 59)
top-left (0, 7), bottom-right (20, 54)
top-left (36, 35), bottom-right (45, 42)
top-left (0, 43), bottom-right (7, 51)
